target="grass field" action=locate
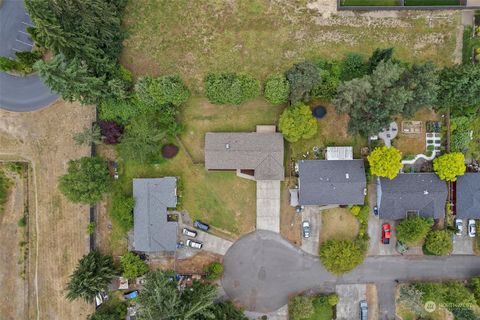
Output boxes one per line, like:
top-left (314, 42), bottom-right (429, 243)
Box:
top-left (122, 0), bottom-right (460, 92)
top-left (341, 0), bottom-right (399, 5)
top-left (319, 208), bottom-right (359, 243)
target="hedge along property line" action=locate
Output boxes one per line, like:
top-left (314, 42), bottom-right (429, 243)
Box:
top-left (338, 0), bottom-right (475, 10)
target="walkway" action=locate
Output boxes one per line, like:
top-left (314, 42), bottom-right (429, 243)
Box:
top-left (0, 0), bottom-right (57, 112)
top-left (256, 180), bottom-right (280, 233)
top-left (222, 230), bottom-right (480, 315)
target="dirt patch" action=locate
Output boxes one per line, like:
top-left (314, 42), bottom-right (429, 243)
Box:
top-left (149, 252), bottom-right (222, 274)
top-left (366, 283), bottom-right (379, 320)
top-left (319, 207), bottom-right (359, 243)
top-left (280, 178), bottom-right (301, 246)
top-left (0, 101), bottom-right (95, 320)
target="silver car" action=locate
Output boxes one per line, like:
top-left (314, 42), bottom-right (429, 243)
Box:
top-left (186, 239), bottom-right (203, 249)
top-left (182, 228), bottom-right (197, 238)
top-left (302, 221), bottom-right (311, 238)
top-left (468, 219), bottom-right (476, 238)
top-left (359, 300), bottom-right (368, 320)
top-left (455, 218), bottom-right (464, 236)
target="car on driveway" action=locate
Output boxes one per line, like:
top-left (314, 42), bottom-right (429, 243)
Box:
top-left (373, 206), bottom-right (379, 216)
top-left (359, 300), bottom-right (368, 320)
top-left (193, 220), bottom-right (210, 231)
top-left (182, 228), bottom-right (197, 238)
top-left (302, 221), bottom-right (310, 238)
top-left (468, 219), bottom-right (476, 238)
top-left (382, 223), bottom-right (391, 244)
top-left (186, 239), bottom-right (203, 249)
top-left (455, 218), bottom-right (464, 236)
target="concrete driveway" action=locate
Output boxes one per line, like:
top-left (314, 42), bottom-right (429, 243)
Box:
top-left (300, 206), bottom-right (321, 256)
top-left (369, 218), bottom-right (398, 256)
top-left (196, 230), bottom-right (233, 255)
top-left (256, 180), bottom-right (280, 233)
top-left (336, 284), bottom-right (366, 320)
top-left (453, 233), bottom-right (474, 255)
top-left (0, 0), bottom-right (57, 111)
top-left (223, 230), bottom-right (480, 314)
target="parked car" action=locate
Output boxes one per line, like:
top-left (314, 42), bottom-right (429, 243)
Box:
top-left (382, 223), bottom-right (391, 245)
top-left (186, 239), bottom-right (203, 249)
top-left (359, 300), bottom-right (368, 320)
top-left (302, 221), bottom-right (311, 238)
top-left (455, 218), bottom-right (464, 236)
top-left (95, 291), bottom-right (108, 308)
top-left (468, 219), bottom-right (476, 237)
top-left (193, 220), bottom-right (209, 231)
top-left (182, 228), bottom-right (197, 238)
top-left (373, 206), bottom-right (379, 216)
top-left (124, 290), bottom-right (138, 300)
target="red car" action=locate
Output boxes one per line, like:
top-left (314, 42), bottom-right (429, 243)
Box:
top-left (382, 223), bottom-right (391, 244)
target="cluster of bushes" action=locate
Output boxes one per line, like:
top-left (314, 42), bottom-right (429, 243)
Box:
top-left (350, 204), bottom-right (370, 237)
top-left (288, 294), bottom-right (337, 320)
top-left (396, 216), bottom-right (433, 246)
top-left (120, 252), bottom-right (149, 279)
top-left (0, 169), bottom-right (11, 214)
top-left (424, 229), bottom-right (453, 256)
top-left (0, 51), bottom-right (43, 75)
top-left (204, 261), bottom-right (224, 280)
top-left (204, 73), bottom-right (259, 105)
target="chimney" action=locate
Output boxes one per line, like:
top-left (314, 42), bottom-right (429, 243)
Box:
top-left (424, 190), bottom-right (429, 195)
top-left (346, 173), bottom-right (350, 179)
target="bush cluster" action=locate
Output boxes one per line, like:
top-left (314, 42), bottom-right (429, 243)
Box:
top-left (204, 261), bottom-right (224, 280)
top-left (424, 230), bottom-right (453, 256)
top-left (204, 73), bottom-right (259, 105)
top-left (396, 216), bottom-right (433, 246)
top-left (121, 252), bottom-right (149, 279)
top-left (319, 239), bottom-right (367, 275)
top-left (264, 73), bottom-right (290, 105)
top-left (0, 51), bottom-right (43, 75)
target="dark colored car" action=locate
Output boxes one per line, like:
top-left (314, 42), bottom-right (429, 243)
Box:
top-left (193, 220), bottom-right (209, 231)
top-left (373, 206), bottom-right (379, 216)
top-left (382, 223), bottom-right (391, 245)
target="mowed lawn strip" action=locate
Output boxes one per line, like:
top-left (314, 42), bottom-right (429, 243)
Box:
top-left (122, 0), bottom-right (459, 91)
top-left (319, 208), bottom-right (360, 243)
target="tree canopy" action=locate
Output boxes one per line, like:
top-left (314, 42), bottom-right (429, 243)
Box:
top-left (285, 61), bottom-right (321, 104)
top-left (204, 73), bottom-right (259, 105)
top-left (437, 64), bottom-right (480, 116)
top-left (433, 152), bottom-right (466, 182)
top-left (319, 239), bottom-right (366, 275)
top-left (367, 146), bottom-right (403, 180)
top-left (396, 216), bottom-right (433, 245)
top-left (333, 61), bottom-right (438, 136)
top-left (121, 252), bottom-right (149, 279)
top-left (424, 230), bottom-right (453, 256)
top-left (58, 157), bottom-right (111, 204)
top-left (136, 270), bottom-right (218, 320)
top-left (66, 251), bottom-right (115, 302)
top-left (279, 103), bottom-right (317, 142)
top-left (136, 75), bottom-right (190, 107)
top-left (88, 301), bottom-right (127, 320)
top-left (264, 73), bottom-right (290, 105)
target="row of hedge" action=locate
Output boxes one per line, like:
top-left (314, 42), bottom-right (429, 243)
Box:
top-left (0, 51), bottom-right (43, 75)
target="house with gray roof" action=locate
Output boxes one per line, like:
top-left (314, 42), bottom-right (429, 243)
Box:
top-left (133, 177), bottom-right (178, 253)
top-left (297, 160), bottom-right (366, 206)
top-left (377, 173), bottom-right (447, 220)
top-left (204, 130), bottom-right (284, 181)
top-left (456, 173), bottom-right (480, 219)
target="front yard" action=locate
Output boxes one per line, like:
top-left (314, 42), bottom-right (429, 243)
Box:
top-left (319, 208), bottom-right (360, 243)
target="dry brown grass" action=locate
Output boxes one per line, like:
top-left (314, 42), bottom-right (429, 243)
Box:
top-left (319, 207), bottom-right (359, 243)
top-left (0, 101), bottom-right (95, 320)
top-left (280, 178), bottom-right (302, 246)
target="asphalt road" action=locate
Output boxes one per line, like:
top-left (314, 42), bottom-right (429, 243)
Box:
top-left (0, 0), bottom-right (57, 112)
top-left (222, 230), bottom-right (480, 317)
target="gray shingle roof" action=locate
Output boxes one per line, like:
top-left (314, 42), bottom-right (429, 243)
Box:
top-left (133, 178), bottom-right (177, 253)
top-left (378, 173), bottom-right (447, 220)
top-left (205, 132), bottom-right (284, 180)
top-left (456, 173), bottom-right (480, 219)
top-left (298, 160), bottom-right (366, 205)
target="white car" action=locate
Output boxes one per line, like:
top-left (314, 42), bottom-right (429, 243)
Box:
top-left (455, 218), bottom-right (464, 236)
top-left (468, 219), bottom-right (476, 238)
top-left (186, 239), bottom-right (203, 249)
top-left (302, 221), bottom-right (311, 238)
top-left (182, 228), bottom-right (197, 238)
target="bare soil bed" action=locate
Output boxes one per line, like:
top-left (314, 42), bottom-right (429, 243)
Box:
top-left (0, 101), bottom-right (95, 320)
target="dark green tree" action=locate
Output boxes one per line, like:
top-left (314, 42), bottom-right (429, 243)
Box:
top-left (396, 216), bottom-right (433, 245)
top-left (121, 252), bottom-right (148, 279)
top-left (66, 251), bottom-right (115, 303)
top-left (368, 47), bottom-right (394, 72)
top-left (88, 301), bottom-right (127, 320)
top-left (437, 64), bottom-right (480, 116)
top-left (58, 156), bottom-right (111, 204)
top-left (136, 75), bottom-right (190, 107)
top-left (285, 61), bottom-right (321, 104)
top-left (341, 53), bottom-right (368, 81)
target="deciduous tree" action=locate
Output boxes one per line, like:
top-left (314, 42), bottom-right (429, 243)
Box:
top-left (279, 103), bottom-right (317, 142)
top-left (285, 61), bottom-right (321, 104)
top-left (433, 152), bottom-right (466, 182)
top-left (120, 252), bottom-right (148, 279)
top-left (319, 239), bottom-right (366, 275)
top-left (424, 230), bottom-right (453, 256)
top-left (367, 146), bottom-right (403, 180)
top-left (264, 73), bottom-right (290, 105)
top-left (396, 216), bottom-right (433, 245)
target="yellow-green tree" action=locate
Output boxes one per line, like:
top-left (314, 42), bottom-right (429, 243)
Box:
top-left (279, 103), bottom-right (317, 142)
top-left (367, 146), bottom-right (403, 180)
top-left (433, 152), bottom-right (466, 182)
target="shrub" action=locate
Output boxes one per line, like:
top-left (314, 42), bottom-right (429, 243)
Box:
top-left (327, 293), bottom-right (339, 306)
top-left (396, 216), bottom-right (433, 245)
top-left (204, 261), bottom-right (224, 280)
top-left (289, 296), bottom-right (314, 320)
top-left (312, 59), bottom-right (342, 100)
top-left (161, 144), bottom-right (179, 159)
top-left (424, 230), bottom-right (453, 256)
top-left (86, 222), bottom-right (95, 235)
top-left (99, 97), bottom-right (145, 125)
top-left (204, 73), bottom-right (260, 105)
top-left (350, 205), bottom-right (361, 215)
top-left (471, 277), bottom-right (480, 305)
top-left (136, 75), bottom-right (190, 107)
top-left (285, 61), bottom-right (321, 104)
top-left (367, 146), bottom-right (403, 180)
top-left (0, 170), bottom-right (10, 214)
top-left (341, 53), bottom-right (368, 81)
top-left (319, 239), bottom-right (366, 275)
top-left (433, 152), bottom-right (466, 182)
top-left (18, 215), bottom-right (27, 227)
top-left (110, 191), bottom-right (134, 233)
top-left (0, 56), bottom-right (19, 72)
top-left (279, 103), bottom-right (317, 143)
top-left (58, 157), bottom-right (111, 205)
top-left (88, 300), bottom-right (127, 320)
top-left (121, 252), bottom-right (149, 279)
top-left (264, 73), bottom-right (290, 105)
top-left (98, 120), bottom-right (123, 145)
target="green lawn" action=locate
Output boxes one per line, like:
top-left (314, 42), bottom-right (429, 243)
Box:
top-left (122, 0), bottom-right (459, 92)
top-left (341, 0), bottom-right (399, 5)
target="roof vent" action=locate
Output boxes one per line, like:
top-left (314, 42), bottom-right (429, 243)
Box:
top-left (424, 190), bottom-right (429, 195)
top-left (346, 173), bottom-right (350, 179)
top-left (225, 143), bottom-right (230, 149)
